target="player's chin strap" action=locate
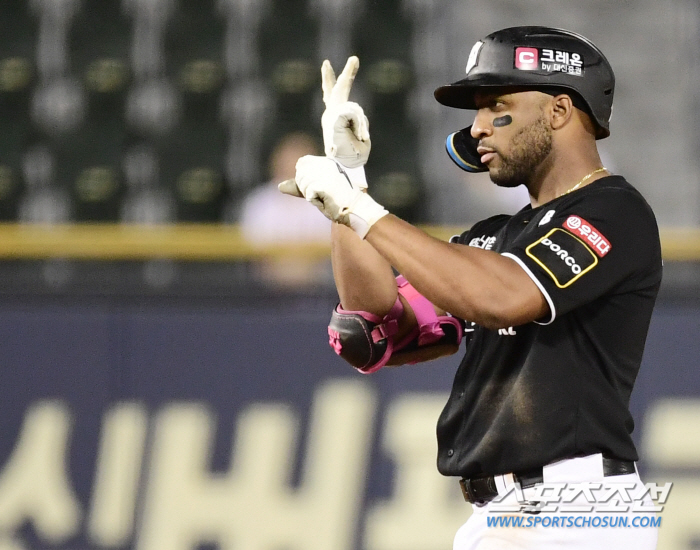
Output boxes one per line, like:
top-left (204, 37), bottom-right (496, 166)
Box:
top-left (445, 125), bottom-right (488, 173)
top-left (328, 276), bottom-right (464, 374)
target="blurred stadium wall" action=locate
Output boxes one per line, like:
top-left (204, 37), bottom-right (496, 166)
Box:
top-left (0, 1), bottom-right (699, 549)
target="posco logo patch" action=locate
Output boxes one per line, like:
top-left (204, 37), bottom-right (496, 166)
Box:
top-left (525, 229), bottom-right (598, 288)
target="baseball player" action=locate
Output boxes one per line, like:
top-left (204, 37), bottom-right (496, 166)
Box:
top-left (280, 26), bottom-right (662, 549)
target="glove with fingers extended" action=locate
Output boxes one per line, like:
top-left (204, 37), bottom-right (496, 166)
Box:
top-left (320, 56), bottom-right (371, 187)
top-left (278, 56), bottom-right (370, 200)
top-left (281, 155), bottom-right (388, 239)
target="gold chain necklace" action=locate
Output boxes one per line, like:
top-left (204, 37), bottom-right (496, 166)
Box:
top-left (560, 167), bottom-right (608, 197)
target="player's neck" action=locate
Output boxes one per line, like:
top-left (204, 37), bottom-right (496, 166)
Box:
top-left (528, 149), bottom-right (606, 208)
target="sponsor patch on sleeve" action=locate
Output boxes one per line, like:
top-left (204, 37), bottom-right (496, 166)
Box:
top-left (525, 229), bottom-right (598, 288)
top-left (563, 215), bottom-right (611, 257)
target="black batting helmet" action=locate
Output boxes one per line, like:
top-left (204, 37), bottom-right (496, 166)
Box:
top-left (434, 26), bottom-right (615, 139)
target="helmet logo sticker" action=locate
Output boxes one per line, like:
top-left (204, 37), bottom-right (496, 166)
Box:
top-left (465, 41), bottom-right (484, 75)
top-left (515, 47), bottom-right (585, 77)
top-left (515, 47), bottom-right (539, 70)
top-left (541, 49), bottom-right (584, 76)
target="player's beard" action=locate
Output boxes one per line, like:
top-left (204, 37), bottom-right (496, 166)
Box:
top-left (488, 115), bottom-right (553, 188)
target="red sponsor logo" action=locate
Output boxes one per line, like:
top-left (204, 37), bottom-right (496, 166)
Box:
top-left (515, 47), bottom-right (539, 70)
top-left (563, 216), bottom-right (611, 257)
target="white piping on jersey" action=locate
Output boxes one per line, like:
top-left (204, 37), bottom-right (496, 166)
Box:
top-left (501, 252), bottom-right (557, 325)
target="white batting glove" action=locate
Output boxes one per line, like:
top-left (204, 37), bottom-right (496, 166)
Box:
top-left (280, 155), bottom-right (388, 239)
top-left (321, 56), bottom-right (370, 188)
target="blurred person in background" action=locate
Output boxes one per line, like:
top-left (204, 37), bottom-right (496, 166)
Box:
top-left (235, 131), bottom-right (331, 288)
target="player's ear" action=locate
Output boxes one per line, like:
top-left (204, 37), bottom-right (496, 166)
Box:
top-left (549, 94), bottom-right (574, 131)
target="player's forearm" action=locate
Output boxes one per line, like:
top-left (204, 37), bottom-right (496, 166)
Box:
top-left (365, 215), bottom-right (547, 328)
top-left (331, 223), bottom-right (398, 315)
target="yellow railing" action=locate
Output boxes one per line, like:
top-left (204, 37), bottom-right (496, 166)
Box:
top-left (0, 224), bottom-right (698, 261)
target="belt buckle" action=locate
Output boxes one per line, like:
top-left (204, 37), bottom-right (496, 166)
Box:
top-left (459, 478), bottom-right (476, 503)
top-left (459, 477), bottom-right (492, 505)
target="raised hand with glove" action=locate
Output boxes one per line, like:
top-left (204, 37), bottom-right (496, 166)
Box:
top-left (320, 56), bottom-right (371, 173)
top-left (279, 55), bottom-right (371, 198)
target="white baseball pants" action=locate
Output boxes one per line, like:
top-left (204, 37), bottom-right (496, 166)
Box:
top-left (453, 454), bottom-right (659, 550)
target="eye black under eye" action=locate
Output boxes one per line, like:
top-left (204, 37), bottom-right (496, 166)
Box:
top-left (493, 114), bottom-right (513, 127)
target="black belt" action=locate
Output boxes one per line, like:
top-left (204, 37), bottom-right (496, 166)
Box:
top-left (459, 457), bottom-right (636, 504)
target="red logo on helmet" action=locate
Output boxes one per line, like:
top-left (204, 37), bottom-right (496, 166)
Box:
top-left (515, 47), bottom-right (539, 70)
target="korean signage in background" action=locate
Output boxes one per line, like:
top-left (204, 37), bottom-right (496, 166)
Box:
top-left (0, 303), bottom-right (467, 550)
top-left (0, 302), bottom-right (698, 550)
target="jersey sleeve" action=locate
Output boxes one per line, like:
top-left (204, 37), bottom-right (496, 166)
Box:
top-left (451, 214), bottom-right (512, 245)
top-left (501, 187), bottom-right (662, 324)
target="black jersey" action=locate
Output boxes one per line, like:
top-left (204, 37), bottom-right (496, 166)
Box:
top-left (436, 176), bottom-right (662, 479)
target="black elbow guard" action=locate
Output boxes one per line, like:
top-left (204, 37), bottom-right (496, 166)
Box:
top-left (328, 277), bottom-right (466, 374)
top-left (327, 302), bottom-right (401, 374)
